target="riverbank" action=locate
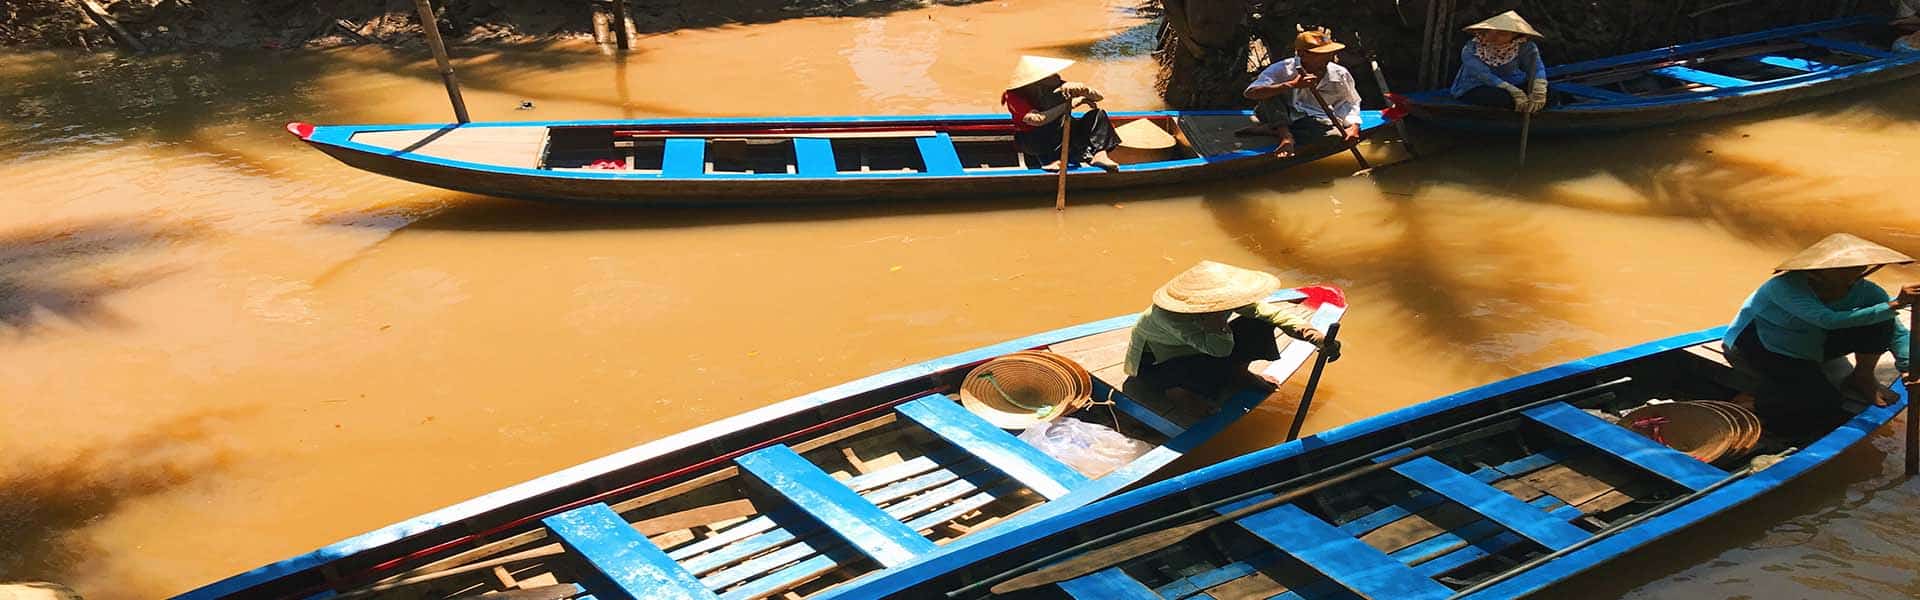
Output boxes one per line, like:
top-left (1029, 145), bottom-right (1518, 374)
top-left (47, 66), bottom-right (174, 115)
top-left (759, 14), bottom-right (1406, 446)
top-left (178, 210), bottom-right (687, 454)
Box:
top-left (0, 0), bottom-right (986, 52)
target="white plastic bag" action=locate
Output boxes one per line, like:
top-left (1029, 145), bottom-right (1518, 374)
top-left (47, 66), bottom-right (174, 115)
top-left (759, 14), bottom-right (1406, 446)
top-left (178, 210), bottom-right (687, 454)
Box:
top-left (1018, 417), bottom-right (1153, 479)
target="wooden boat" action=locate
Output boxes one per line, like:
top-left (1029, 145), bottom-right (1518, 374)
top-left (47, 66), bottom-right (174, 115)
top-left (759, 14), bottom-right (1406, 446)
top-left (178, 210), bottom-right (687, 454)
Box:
top-left (835, 327), bottom-right (1908, 599)
top-left (284, 110), bottom-right (1388, 205)
top-left (176, 287), bottom-right (1348, 599)
top-left (1404, 16), bottom-right (1920, 134)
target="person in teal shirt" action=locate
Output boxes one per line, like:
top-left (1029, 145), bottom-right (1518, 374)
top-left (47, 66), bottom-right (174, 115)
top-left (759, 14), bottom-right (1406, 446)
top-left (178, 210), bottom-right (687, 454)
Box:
top-left (1126, 261), bottom-right (1338, 404)
top-left (1724, 234), bottom-right (1920, 440)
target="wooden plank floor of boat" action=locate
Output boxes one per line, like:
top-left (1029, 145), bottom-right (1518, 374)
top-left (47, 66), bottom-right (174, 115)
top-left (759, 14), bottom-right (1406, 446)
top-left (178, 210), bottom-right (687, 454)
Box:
top-left (350, 125), bottom-right (549, 169)
top-left (1176, 114), bottom-right (1271, 157)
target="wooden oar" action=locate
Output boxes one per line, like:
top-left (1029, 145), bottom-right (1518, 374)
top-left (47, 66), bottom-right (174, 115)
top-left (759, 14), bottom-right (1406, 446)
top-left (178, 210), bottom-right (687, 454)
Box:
top-left (1354, 32), bottom-right (1418, 157)
top-left (1303, 85), bottom-right (1373, 174)
top-left (1054, 100), bottom-right (1078, 211)
top-left (967, 377), bottom-right (1634, 597)
top-left (1518, 110), bottom-right (1533, 166)
top-left (1285, 322), bottom-right (1340, 441)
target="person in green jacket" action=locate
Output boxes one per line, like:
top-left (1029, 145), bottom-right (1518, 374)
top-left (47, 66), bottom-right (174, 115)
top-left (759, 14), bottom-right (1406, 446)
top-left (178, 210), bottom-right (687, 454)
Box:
top-left (1125, 261), bottom-right (1339, 404)
top-left (1724, 234), bottom-right (1920, 440)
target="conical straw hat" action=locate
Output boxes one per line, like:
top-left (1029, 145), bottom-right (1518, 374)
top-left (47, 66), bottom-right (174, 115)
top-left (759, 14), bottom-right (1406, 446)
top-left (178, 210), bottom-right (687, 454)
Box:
top-left (959, 351), bottom-right (1092, 430)
top-left (1464, 11), bottom-right (1544, 39)
top-left (1115, 119), bottom-right (1177, 150)
top-left (1152, 261), bottom-right (1281, 314)
top-left (1774, 233), bottom-right (1914, 271)
top-left (1006, 55), bottom-right (1075, 90)
top-left (1619, 402), bottom-right (1739, 463)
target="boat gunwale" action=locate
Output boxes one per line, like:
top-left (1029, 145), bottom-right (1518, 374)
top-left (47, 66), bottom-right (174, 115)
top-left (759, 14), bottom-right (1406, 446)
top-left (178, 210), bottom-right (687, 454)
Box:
top-left (175, 288), bottom-right (1345, 600)
top-left (298, 110), bottom-right (1392, 183)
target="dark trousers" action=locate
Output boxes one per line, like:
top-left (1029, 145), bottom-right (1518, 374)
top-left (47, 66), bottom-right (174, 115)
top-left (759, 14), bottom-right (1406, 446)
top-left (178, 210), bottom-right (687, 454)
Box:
top-left (1016, 108), bottom-right (1120, 166)
top-left (1731, 320), bottom-right (1895, 441)
top-left (1135, 317), bottom-right (1281, 398)
top-left (1458, 85), bottom-right (1517, 109)
top-left (1252, 96), bottom-right (1344, 145)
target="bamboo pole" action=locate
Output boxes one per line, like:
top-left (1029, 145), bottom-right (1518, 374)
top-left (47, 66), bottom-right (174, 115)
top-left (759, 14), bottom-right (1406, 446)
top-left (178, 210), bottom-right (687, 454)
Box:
top-left (1905, 306), bottom-right (1916, 475)
top-left (612, 0), bottom-right (631, 50)
top-left (411, 0), bottom-right (470, 124)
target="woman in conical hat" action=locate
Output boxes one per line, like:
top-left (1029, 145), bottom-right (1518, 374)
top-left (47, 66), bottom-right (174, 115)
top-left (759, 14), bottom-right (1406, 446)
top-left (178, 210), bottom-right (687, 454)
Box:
top-left (1450, 11), bottom-right (1550, 113)
top-left (1124, 261), bottom-right (1339, 404)
top-left (1723, 233), bottom-right (1920, 441)
top-left (1001, 55), bottom-right (1122, 172)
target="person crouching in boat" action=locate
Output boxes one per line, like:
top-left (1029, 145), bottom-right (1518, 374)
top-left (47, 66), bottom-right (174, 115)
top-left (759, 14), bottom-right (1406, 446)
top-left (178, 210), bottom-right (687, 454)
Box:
top-left (1238, 29), bottom-right (1363, 159)
top-left (1724, 234), bottom-right (1920, 441)
top-left (1450, 11), bottom-right (1549, 114)
top-left (1002, 55), bottom-right (1121, 173)
top-left (1124, 261), bottom-right (1340, 405)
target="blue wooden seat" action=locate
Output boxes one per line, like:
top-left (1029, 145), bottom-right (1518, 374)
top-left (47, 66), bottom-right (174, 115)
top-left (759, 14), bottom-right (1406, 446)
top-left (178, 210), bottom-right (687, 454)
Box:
top-left (1234, 503), bottom-right (1453, 600)
top-left (1341, 452), bottom-right (1563, 537)
top-left (1097, 379), bottom-right (1185, 438)
top-left (1523, 402), bottom-right (1727, 490)
top-left (793, 138), bottom-right (837, 177)
top-left (1057, 567), bottom-right (1160, 599)
top-left (1554, 82), bottom-right (1640, 102)
top-left (915, 133), bottom-right (966, 176)
top-left (1409, 501), bottom-right (1584, 577)
top-left (1388, 456), bottom-right (1589, 551)
top-left (1796, 36), bottom-right (1893, 59)
top-left (1650, 66), bottom-right (1755, 89)
top-left (1754, 55), bottom-right (1836, 72)
top-left (661, 138), bottom-right (706, 178)
top-left (895, 394), bottom-right (1090, 499)
top-left (542, 503), bottom-right (719, 600)
top-left (734, 445), bottom-right (936, 568)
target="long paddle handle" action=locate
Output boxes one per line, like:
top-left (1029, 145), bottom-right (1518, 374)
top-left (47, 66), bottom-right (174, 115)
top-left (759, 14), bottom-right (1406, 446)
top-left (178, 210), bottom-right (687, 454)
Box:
top-left (1286, 322), bottom-right (1340, 441)
top-left (1905, 305), bottom-right (1916, 475)
top-left (1304, 86), bottom-right (1371, 170)
top-left (1518, 110), bottom-right (1533, 166)
top-left (1354, 32), bottom-right (1418, 157)
top-left (963, 376), bottom-right (1634, 597)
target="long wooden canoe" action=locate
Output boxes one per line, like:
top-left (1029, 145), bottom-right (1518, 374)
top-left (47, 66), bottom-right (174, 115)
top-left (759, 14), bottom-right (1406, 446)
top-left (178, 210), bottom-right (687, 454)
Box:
top-left (176, 286), bottom-right (1347, 599)
top-left (285, 110), bottom-right (1388, 205)
top-left (839, 327), bottom-right (1906, 599)
top-left (1404, 16), bottom-right (1920, 134)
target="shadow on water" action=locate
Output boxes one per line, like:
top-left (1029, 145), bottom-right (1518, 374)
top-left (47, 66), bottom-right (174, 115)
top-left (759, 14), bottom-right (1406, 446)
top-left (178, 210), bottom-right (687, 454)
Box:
top-left (0, 219), bottom-right (201, 336)
top-left (619, 0), bottom-right (992, 35)
top-left (1203, 165), bottom-right (1594, 378)
top-left (0, 406), bottom-right (254, 583)
top-left (1020, 12), bottom-right (1161, 60)
top-left (1376, 77), bottom-right (1920, 259)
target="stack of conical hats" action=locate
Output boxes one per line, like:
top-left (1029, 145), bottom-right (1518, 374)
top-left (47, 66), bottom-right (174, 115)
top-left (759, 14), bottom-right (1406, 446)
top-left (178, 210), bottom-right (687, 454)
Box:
top-left (959, 351), bottom-right (1093, 430)
top-left (1617, 400), bottom-right (1762, 462)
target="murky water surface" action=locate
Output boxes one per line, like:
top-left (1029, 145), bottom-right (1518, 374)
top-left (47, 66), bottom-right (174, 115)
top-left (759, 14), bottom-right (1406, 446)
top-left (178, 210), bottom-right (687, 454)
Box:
top-left (2, 1), bottom-right (1919, 597)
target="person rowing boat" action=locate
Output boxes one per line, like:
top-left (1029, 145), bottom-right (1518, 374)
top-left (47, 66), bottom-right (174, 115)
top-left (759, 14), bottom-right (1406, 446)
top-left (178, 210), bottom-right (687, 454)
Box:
top-left (1125, 261), bottom-right (1340, 405)
top-left (1450, 11), bottom-right (1550, 113)
top-left (1001, 56), bottom-right (1121, 172)
top-left (1237, 29), bottom-right (1363, 158)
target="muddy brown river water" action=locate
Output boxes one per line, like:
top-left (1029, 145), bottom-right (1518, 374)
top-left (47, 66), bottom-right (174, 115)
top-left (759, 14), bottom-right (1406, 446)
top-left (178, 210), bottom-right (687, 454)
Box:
top-left (3, 1), bottom-right (1920, 598)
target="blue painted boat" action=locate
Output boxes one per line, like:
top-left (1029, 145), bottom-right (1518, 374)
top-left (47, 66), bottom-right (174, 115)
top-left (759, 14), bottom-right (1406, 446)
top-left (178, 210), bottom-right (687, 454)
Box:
top-left (176, 287), bottom-right (1348, 599)
top-left (830, 328), bottom-right (1907, 599)
top-left (1405, 15), bottom-right (1920, 134)
top-left (283, 110), bottom-right (1388, 205)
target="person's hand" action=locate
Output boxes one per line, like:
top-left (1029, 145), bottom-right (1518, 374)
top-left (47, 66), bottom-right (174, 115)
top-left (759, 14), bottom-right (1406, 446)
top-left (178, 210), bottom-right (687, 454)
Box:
top-left (1320, 337), bottom-right (1342, 362)
top-left (1501, 83), bottom-right (1530, 113)
top-left (1291, 72), bottom-right (1321, 89)
top-left (1527, 78), bottom-right (1549, 113)
top-left (1897, 283), bottom-right (1920, 306)
top-left (1342, 124), bottom-right (1361, 142)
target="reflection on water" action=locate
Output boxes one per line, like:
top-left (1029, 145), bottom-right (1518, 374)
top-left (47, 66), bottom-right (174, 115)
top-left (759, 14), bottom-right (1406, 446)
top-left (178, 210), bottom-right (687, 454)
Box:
top-left (2, 1), bottom-right (1919, 597)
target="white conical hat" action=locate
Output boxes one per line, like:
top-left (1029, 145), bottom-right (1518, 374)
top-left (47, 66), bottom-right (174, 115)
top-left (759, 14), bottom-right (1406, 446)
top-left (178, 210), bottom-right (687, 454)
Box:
top-left (1774, 233), bottom-right (1914, 271)
top-left (1464, 11), bottom-right (1544, 39)
top-left (1152, 261), bottom-right (1281, 314)
top-left (1115, 119), bottom-right (1177, 150)
top-left (1006, 55), bottom-right (1075, 90)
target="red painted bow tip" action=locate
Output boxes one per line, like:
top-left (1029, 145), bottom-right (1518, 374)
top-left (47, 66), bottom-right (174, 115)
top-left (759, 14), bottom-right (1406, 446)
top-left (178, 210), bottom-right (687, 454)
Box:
top-left (285, 122), bottom-right (316, 139)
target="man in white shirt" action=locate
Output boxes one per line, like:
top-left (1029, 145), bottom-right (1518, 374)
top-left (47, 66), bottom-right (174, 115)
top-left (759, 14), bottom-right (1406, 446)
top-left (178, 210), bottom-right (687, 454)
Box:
top-left (1237, 29), bottom-right (1364, 158)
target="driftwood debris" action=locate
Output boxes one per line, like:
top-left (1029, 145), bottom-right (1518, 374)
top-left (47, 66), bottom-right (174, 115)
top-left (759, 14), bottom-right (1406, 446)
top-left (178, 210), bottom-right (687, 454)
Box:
top-left (73, 0), bottom-right (146, 52)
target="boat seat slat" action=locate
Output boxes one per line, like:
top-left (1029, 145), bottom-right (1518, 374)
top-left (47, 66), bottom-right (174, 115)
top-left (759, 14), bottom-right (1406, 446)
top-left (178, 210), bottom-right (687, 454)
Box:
top-left (1338, 452), bottom-right (1562, 537)
top-left (542, 503), bottom-right (720, 600)
top-left (1754, 55), bottom-right (1837, 72)
top-left (1058, 568), bottom-right (1160, 599)
top-left (1387, 495), bottom-right (1567, 566)
top-left (895, 395), bottom-right (1090, 500)
top-left (1553, 82), bottom-right (1640, 102)
top-left (859, 458), bottom-right (988, 508)
top-left (661, 138), bottom-right (706, 178)
top-left (699, 523), bottom-right (842, 590)
top-left (793, 137), bottom-right (837, 176)
top-left (1388, 456), bottom-right (1590, 550)
top-left (1523, 402), bottom-right (1727, 490)
top-left (1649, 66), bottom-right (1755, 90)
top-left (1098, 380), bottom-right (1186, 438)
top-left (915, 133), bottom-right (966, 176)
top-left (904, 482), bottom-right (1023, 531)
top-left (1234, 503), bottom-right (1453, 600)
top-left (1410, 503), bottom-right (1583, 577)
top-left (735, 445), bottom-right (935, 568)
top-left (715, 553), bottom-right (841, 600)
top-left (1795, 36), bottom-right (1892, 59)
top-left (669, 452), bottom-right (965, 565)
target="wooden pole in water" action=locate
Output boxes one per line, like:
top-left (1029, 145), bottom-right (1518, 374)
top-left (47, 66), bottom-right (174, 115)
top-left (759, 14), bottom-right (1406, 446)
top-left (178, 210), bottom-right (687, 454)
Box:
top-left (411, 0), bottom-right (470, 124)
top-left (612, 0), bottom-right (631, 50)
top-left (1905, 306), bottom-right (1916, 475)
top-left (1286, 322), bottom-right (1339, 441)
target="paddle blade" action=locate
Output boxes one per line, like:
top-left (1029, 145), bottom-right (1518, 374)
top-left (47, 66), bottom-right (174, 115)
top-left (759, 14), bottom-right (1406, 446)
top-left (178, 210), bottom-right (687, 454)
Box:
top-left (989, 520), bottom-right (1212, 595)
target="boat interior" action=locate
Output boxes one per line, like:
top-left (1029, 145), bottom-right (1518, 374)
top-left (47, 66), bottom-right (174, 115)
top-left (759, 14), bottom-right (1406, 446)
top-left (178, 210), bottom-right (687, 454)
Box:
top-left (963, 338), bottom-right (1889, 600)
top-left (335, 299), bottom-right (1326, 600)
top-left (1544, 20), bottom-right (1906, 107)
